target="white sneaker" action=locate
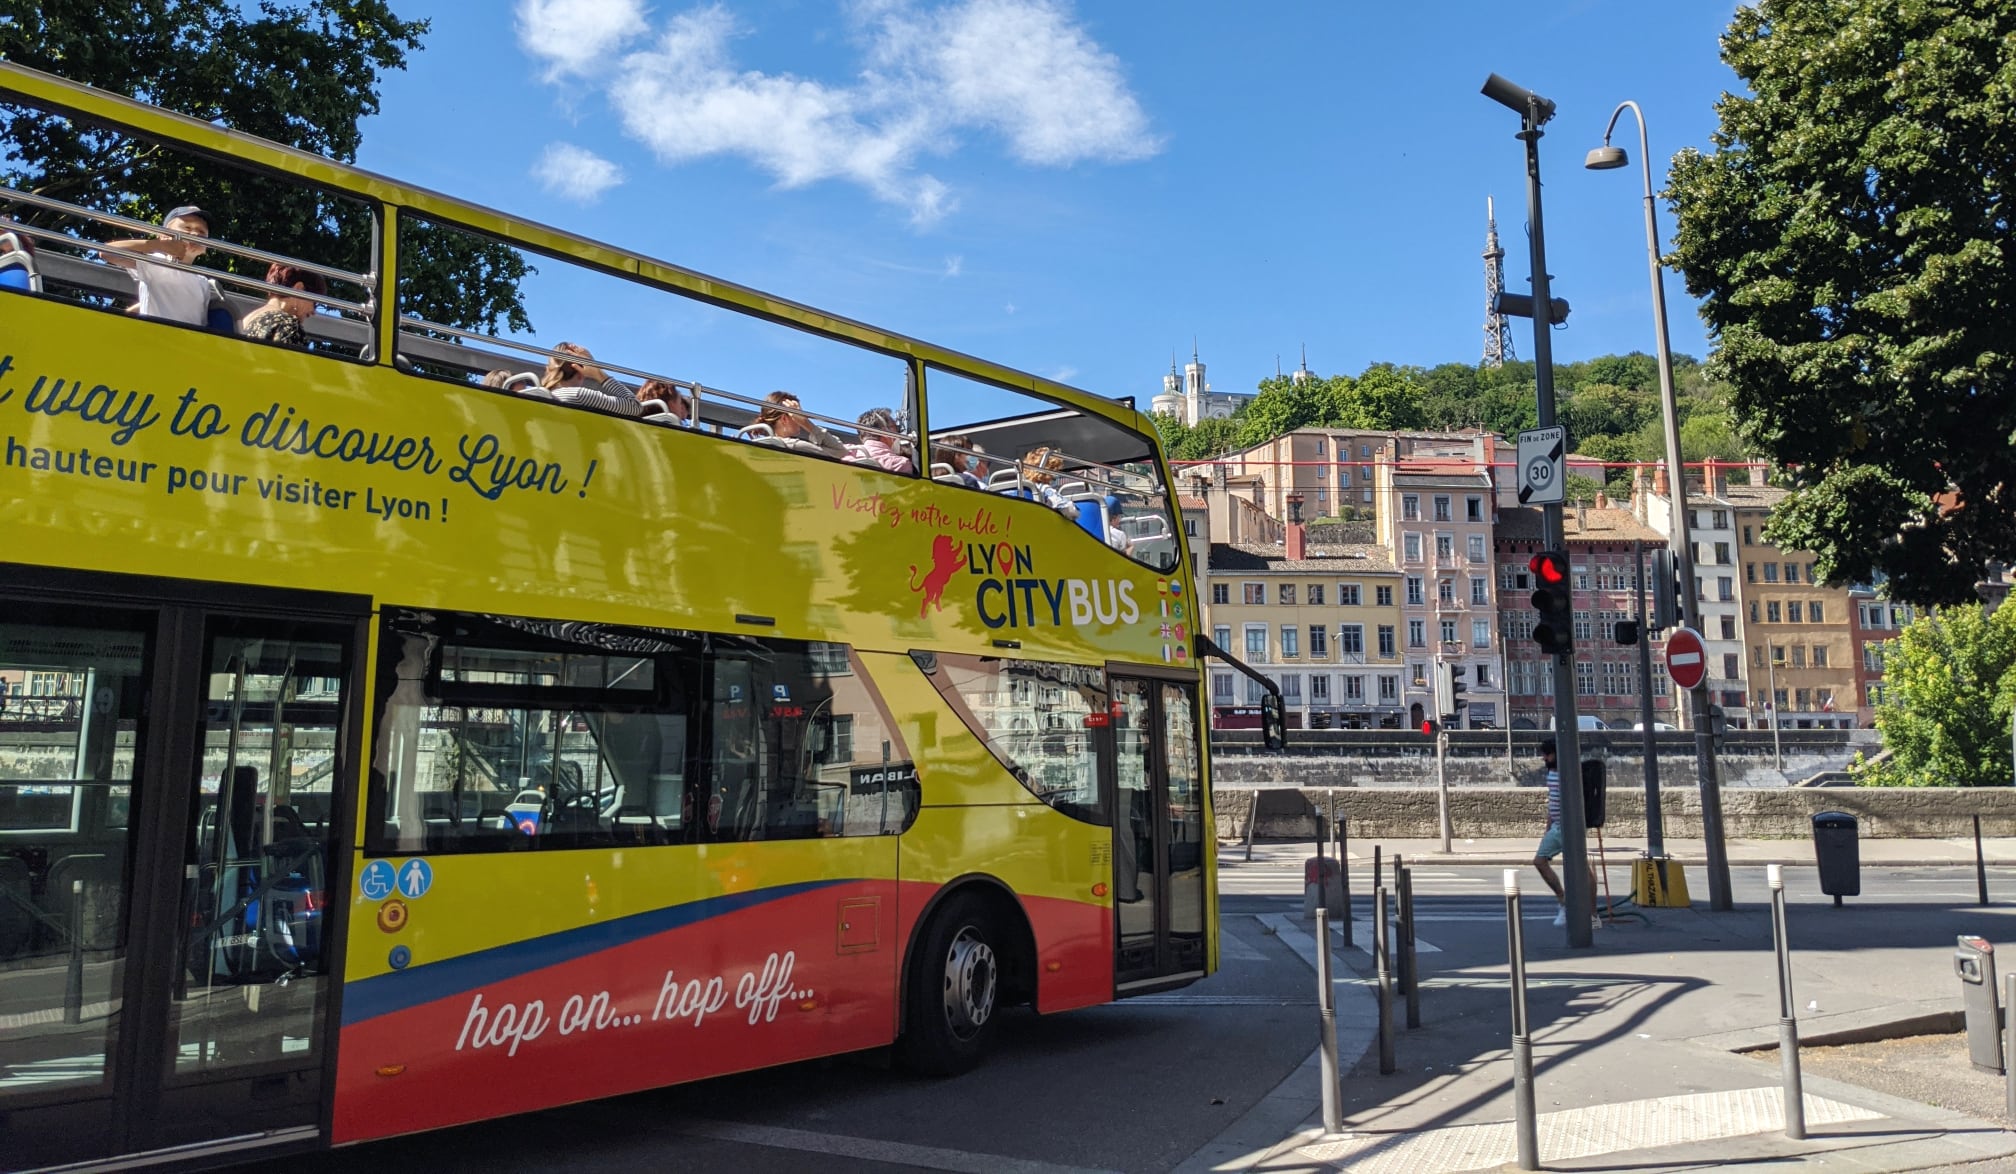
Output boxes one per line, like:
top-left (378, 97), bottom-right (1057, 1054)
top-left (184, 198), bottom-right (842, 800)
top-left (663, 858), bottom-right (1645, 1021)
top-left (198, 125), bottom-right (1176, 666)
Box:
top-left (1551, 905), bottom-right (1567, 927)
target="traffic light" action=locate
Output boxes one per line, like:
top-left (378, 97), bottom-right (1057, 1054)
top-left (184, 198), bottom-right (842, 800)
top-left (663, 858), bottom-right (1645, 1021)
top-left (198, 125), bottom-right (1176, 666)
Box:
top-left (1615, 620), bottom-right (1640, 645)
top-left (1650, 547), bottom-right (1682, 631)
top-left (1529, 550), bottom-right (1574, 655)
top-left (1434, 661), bottom-right (1470, 723)
top-left (1420, 717), bottom-right (1437, 737)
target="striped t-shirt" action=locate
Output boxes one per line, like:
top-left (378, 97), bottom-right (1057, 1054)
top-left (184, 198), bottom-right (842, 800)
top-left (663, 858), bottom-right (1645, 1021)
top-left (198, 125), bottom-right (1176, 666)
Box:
top-left (1545, 768), bottom-right (1561, 827)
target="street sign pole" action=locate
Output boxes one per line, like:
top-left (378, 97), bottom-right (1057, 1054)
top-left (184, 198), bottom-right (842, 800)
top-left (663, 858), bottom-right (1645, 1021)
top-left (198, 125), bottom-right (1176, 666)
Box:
top-left (1635, 539), bottom-right (1663, 858)
top-left (1500, 79), bottom-right (1591, 948)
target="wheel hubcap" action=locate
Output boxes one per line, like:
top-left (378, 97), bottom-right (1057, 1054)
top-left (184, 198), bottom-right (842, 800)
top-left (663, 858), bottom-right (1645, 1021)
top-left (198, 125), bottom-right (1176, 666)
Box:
top-left (941, 927), bottom-right (996, 1040)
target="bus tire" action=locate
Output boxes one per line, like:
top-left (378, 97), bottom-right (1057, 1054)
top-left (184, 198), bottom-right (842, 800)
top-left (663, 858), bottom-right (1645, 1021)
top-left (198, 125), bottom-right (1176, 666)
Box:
top-left (897, 893), bottom-right (1000, 1076)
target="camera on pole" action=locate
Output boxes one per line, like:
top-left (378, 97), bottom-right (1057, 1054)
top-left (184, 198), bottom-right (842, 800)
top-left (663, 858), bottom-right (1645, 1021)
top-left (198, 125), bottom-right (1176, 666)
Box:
top-left (1529, 551), bottom-right (1574, 655)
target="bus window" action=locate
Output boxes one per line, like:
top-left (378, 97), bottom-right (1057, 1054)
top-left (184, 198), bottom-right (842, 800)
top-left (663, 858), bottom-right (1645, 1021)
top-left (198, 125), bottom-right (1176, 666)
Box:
top-left (366, 610), bottom-right (699, 854)
top-left (0, 610), bottom-right (150, 1095)
top-left (912, 652), bottom-right (1107, 825)
top-left (701, 637), bottom-right (915, 842)
top-left (922, 366), bottom-right (1180, 574)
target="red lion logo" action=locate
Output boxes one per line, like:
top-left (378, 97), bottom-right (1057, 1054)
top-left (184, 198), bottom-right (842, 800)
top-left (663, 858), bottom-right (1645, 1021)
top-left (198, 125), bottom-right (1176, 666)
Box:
top-left (907, 534), bottom-right (962, 617)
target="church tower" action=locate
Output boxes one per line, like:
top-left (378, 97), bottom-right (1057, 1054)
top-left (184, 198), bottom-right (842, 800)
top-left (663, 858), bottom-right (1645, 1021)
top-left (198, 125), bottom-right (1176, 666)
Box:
top-left (1184, 344), bottom-right (1206, 424)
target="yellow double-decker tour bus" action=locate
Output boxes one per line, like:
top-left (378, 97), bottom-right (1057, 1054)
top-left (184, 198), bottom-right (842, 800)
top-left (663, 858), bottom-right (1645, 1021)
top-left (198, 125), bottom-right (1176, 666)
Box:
top-left (0, 65), bottom-right (1284, 1171)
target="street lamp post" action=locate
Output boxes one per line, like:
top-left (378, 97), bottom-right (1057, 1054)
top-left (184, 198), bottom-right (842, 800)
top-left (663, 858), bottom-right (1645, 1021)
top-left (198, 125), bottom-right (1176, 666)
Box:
top-left (1586, 101), bottom-right (1733, 912)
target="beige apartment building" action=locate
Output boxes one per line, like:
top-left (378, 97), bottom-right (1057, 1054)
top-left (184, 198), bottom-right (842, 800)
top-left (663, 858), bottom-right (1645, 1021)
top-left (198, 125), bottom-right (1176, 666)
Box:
top-left (1373, 450), bottom-right (1506, 728)
top-left (1201, 519), bottom-right (1406, 728)
top-left (1730, 483), bottom-right (1859, 730)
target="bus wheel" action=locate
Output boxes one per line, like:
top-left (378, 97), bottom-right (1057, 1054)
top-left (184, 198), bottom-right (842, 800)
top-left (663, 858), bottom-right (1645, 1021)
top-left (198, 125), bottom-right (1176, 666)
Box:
top-left (898, 894), bottom-right (1000, 1076)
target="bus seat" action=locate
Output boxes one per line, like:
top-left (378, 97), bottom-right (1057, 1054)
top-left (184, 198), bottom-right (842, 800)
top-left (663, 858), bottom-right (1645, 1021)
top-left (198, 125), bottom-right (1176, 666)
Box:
top-left (204, 279), bottom-right (236, 334)
top-left (737, 423), bottom-right (774, 441)
top-left (1073, 500), bottom-right (1107, 542)
top-left (503, 371), bottom-right (540, 392)
top-left (985, 467), bottom-right (1024, 494)
top-left (0, 253), bottom-right (36, 293)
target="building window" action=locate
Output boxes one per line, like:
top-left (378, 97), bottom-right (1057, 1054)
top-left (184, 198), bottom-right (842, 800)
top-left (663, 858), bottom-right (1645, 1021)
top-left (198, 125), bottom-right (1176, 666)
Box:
top-left (1767, 602), bottom-right (1781, 622)
top-left (1280, 584), bottom-right (1297, 606)
top-left (1339, 582), bottom-right (1361, 606)
top-left (1753, 645), bottom-right (1765, 667)
top-left (1787, 600), bottom-right (1803, 623)
top-left (1742, 525), bottom-right (1754, 544)
top-left (1246, 677), bottom-right (1267, 704)
top-left (1471, 576), bottom-right (1489, 605)
top-left (1746, 563), bottom-right (1756, 583)
top-left (1718, 577), bottom-right (1733, 602)
top-left (1712, 509), bottom-right (1729, 529)
top-left (1763, 564), bottom-right (1778, 583)
top-left (1467, 496), bottom-right (1483, 521)
top-left (1477, 663), bottom-right (1492, 686)
top-left (1795, 687), bottom-right (1811, 710)
top-left (1434, 496), bottom-right (1452, 522)
top-left (1378, 675), bottom-right (1399, 704)
top-left (1439, 579), bottom-right (1456, 606)
top-left (1770, 644), bottom-right (1785, 665)
top-left (1720, 615), bottom-right (1737, 640)
top-left (1724, 652), bottom-right (1740, 679)
top-left (1817, 687), bottom-right (1834, 712)
top-left (1308, 584), bottom-right (1325, 606)
top-left (1243, 582), bottom-right (1265, 604)
top-left (1402, 495), bottom-right (1420, 521)
top-left (1749, 602), bottom-right (1760, 623)
top-left (1472, 618), bottom-right (1491, 647)
top-left (1715, 541), bottom-right (1732, 565)
top-left (1404, 533), bottom-right (1423, 562)
top-left (1408, 619), bottom-right (1426, 648)
top-left (1213, 673), bottom-right (1233, 701)
top-left (1311, 675), bottom-right (1331, 702)
top-left (1440, 618), bottom-right (1457, 644)
top-left (1411, 662), bottom-right (1428, 686)
top-left (1211, 583), bottom-right (1229, 605)
top-left (1406, 577), bottom-right (1425, 605)
top-left (1338, 469), bottom-right (1351, 487)
top-left (1468, 534), bottom-right (1487, 563)
top-left (1574, 618), bottom-right (1593, 641)
top-left (1575, 661), bottom-right (1596, 696)
top-left (1809, 601), bottom-right (1824, 623)
top-left (1342, 675), bottom-right (1362, 702)
top-left (1281, 673), bottom-right (1302, 701)
top-left (1281, 627), bottom-right (1300, 658)
top-left (1245, 625), bottom-right (1267, 659)
top-left (1339, 624), bottom-right (1364, 656)
top-left (1602, 660), bottom-right (1625, 696)
top-left (1376, 585), bottom-right (1393, 607)
top-left (1863, 645), bottom-right (1883, 672)
top-left (1813, 644), bottom-right (1828, 667)
top-left (1214, 625), bottom-right (1231, 649)
top-left (1436, 533), bottom-right (1455, 561)
top-left (1378, 625), bottom-right (1396, 658)
top-left (1314, 440), bottom-right (1326, 457)
top-left (1310, 626), bottom-right (1328, 657)
top-left (1785, 563), bottom-right (1801, 583)
top-left (1790, 645), bottom-right (1806, 668)
top-left (1185, 516), bottom-right (1198, 537)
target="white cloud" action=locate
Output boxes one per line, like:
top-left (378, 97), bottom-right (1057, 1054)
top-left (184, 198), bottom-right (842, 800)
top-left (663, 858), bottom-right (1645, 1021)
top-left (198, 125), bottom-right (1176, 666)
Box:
top-left (525, 0), bottom-right (1157, 226)
top-left (943, 254), bottom-right (963, 277)
top-left (533, 142), bottom-right (627, 202)
top-left (517, 0), bottom-right (650, 80)
top-left (1004, 302), bottom-right (1017, 314)
top-left (1048, 365), bottom-right (1078, 383)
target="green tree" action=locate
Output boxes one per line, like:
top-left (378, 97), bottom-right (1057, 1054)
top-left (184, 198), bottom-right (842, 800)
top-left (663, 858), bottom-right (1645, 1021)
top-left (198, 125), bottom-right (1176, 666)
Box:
top-left (1855, 604), bottom-right (2016, 787)
top-left (1562, 474), bottom-right (1605, 506)
top-left (1, 0), bottom-right (530, 334)
top-left (1335, 363), bottom-right (1427, 430)
top-left (1667, 0), bottom-right (2016, 606)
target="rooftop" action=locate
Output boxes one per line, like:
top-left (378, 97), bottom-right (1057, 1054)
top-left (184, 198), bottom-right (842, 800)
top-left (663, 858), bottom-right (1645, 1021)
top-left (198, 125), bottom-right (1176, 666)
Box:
top-left (1208, 541), bottom-right (1396, 574)
top-left (1720, 483), bottom-right (1789, 508)
top-left (1494, 505), bottom-right (1664, 544)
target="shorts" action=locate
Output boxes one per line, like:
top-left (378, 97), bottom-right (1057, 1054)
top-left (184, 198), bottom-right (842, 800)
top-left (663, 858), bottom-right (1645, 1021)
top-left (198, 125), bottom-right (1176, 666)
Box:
top-left (1535, 825), bottom-right (1563, 861)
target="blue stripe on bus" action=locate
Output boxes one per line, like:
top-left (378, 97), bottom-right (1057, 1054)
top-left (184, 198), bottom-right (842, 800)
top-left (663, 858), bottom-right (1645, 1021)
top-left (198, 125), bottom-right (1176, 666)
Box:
top-left (341, 878), bottom-right (852, 1026)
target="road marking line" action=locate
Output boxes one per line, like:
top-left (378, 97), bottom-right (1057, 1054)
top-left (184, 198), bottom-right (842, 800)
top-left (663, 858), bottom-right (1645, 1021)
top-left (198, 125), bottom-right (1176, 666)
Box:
top-left (674, 1120), bottom-right (1123, 1174)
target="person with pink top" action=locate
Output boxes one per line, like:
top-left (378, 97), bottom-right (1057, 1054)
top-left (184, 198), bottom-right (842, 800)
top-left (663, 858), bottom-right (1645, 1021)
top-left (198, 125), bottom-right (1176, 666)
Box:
top-left (854, 407), bottom-right (915, 474)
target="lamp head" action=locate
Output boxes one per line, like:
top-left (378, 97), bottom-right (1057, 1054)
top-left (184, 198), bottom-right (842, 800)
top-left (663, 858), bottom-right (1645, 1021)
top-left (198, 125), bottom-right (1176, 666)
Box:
top-left (1585, 144), bottom-right (1629, 170)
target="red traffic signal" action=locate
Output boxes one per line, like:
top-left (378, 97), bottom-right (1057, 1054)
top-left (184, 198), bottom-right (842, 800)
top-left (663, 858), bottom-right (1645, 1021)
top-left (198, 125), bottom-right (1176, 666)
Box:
top-left (1529, 551), bottom-right (1568, 584)
top-left (1529, 549), bottom-right (1574, 655)
top-left (1420, 718), bottom-right (1437, 736)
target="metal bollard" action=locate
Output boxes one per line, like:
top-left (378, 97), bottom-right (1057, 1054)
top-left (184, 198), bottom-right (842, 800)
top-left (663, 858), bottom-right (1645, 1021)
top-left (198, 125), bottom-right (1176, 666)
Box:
top-left (1338, 815), bottom-right (1353, 949)
top-left (1244, 796), bottom-right (1258, 863)
top-left (1375, 886), bottom-right (1395, 1075)
top-left (1391, 853), bottom-right (1409, 996)
top-left (64, 879), bottom-right (84, 1025)
top-left (1769, 864), bottom-right (1806, 1140)
top-left (1400, 864), bottom-right (1421, 1029)
top-left (2006, 972), bottom-right (2016, 1122)
top-left (1505, 869), bottom-right (1539, 1171)
top-left (1315, 909), bottom-right (1343, 1134)
top-left (1978, 814), bottom-right (1991, 906)
top-left (1373, 844), bottom-right (1383, 894)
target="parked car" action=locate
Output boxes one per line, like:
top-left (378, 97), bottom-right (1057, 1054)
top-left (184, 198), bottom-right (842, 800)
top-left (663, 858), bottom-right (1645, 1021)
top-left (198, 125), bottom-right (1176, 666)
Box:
top-left (1548, 714), bottom-right (1610, 731)
top-left (1633, 721), bottom-right (1678, 731)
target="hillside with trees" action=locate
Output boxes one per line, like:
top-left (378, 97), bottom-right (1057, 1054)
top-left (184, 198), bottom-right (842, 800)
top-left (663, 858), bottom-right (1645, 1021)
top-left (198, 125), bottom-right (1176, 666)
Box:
top-left (1154, 352), bottom-right (1749, 506)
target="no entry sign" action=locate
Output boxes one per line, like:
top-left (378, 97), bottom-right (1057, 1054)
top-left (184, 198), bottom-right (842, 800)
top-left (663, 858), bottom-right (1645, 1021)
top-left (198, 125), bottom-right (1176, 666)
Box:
top-left (1665, 626), bottom-right (1707, 690)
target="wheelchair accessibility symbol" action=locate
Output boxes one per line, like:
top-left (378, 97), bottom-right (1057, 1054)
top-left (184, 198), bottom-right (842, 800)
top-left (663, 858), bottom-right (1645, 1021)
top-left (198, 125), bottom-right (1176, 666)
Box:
top-left (359, 860), bottom-right (396, 902)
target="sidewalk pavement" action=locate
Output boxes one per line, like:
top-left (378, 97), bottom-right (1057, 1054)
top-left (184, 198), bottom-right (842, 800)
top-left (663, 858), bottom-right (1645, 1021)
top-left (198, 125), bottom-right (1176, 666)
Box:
top-left (1188, 845), bottom-right (2016, 1173)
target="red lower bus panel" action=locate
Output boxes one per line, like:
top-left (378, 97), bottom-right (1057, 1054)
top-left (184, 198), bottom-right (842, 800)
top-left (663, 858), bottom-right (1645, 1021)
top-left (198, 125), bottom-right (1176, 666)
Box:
top-left (1023, 892), bottom-right (1113, 1013)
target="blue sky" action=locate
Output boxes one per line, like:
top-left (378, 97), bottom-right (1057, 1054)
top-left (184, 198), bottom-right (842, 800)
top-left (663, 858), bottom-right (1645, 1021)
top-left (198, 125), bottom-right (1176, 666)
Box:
top-left (358, 0), bottom-right (1742, 422)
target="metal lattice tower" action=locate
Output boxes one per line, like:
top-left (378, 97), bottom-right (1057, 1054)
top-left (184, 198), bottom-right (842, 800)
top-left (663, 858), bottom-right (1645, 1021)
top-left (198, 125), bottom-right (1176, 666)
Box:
top-left (1483, 195), bottom-right (1514, 367)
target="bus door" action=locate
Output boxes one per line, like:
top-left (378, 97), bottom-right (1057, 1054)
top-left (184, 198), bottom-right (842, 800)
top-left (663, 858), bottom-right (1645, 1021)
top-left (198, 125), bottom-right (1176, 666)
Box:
top-left (1109, 671), bottom-right (1206, 992)
top-left (0, 571), bottom-right (362, 1171)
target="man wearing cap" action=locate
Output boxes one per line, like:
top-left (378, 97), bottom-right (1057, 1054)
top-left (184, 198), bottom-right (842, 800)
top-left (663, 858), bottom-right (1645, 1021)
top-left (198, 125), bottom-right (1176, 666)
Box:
top-left (101, 205), bottom-right (216, 326)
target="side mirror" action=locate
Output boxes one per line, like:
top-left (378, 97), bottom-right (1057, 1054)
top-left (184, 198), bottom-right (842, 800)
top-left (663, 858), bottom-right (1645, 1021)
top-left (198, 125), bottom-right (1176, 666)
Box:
top-left (1261, 691), bottom-right (1287, 752)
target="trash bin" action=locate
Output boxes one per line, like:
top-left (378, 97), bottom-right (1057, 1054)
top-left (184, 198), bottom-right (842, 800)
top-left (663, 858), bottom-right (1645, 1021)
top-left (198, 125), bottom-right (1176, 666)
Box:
top-left (1955, 935), bottom-right (2004, 1073)
top-left (1812, 811), bottom-right (1860, 906)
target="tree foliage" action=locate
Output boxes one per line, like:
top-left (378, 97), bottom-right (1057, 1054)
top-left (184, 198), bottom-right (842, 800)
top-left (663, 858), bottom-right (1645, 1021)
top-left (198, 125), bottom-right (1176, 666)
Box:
top-left (1667, 0), bottom-right (2016, 606)
top-left (1854, 603), bottom-right (2016, 787)
top-left (0, 0), bottom-right (531, 334)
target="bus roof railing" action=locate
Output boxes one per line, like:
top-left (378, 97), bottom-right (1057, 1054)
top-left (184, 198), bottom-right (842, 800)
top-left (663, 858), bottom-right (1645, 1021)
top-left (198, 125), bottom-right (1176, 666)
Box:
top-left (0, 61), bottom-right (1153, 443)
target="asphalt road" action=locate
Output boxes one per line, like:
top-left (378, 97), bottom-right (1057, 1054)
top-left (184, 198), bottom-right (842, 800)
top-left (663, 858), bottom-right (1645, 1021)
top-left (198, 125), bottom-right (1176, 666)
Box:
top-left (238, 854), bottom-right (2016, 1173)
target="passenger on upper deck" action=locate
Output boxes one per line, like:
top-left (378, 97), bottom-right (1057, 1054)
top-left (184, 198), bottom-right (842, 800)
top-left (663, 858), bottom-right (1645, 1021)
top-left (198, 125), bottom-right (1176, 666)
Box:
top-left (99, 204), bottom-right (215, 326)
top-left (931, 434), bottom-right (987, 489)
top-left (1020, 447), bottom-right (1075, 510)
top-left (239, 263), bottom-right (328, 347)
top-left (638, 379), bottom-right (692, 424)
top-left (542, 342), bottom-right (643, 418)
top-left (853, 408), bottom-right (914, 474)
top-left (752, 391), bottom-right (844, 455)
